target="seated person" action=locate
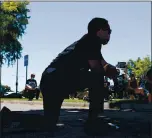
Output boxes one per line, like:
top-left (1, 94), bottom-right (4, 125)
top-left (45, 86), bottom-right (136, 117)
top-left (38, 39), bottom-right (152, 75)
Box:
top-left (25, 74), bottom-right (38, 101)
top-left (128, 73), bottom-right (138, 99)
top-left (145, 68), bottom-right (152, 103)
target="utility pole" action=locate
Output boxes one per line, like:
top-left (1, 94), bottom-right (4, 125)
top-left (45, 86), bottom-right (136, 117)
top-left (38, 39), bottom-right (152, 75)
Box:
top-left (26, 65), bottom-right (28, 84)
top-left (24, 55), bottom-right (28, 85)
top-left (16, 58), bottom-right (18, 94)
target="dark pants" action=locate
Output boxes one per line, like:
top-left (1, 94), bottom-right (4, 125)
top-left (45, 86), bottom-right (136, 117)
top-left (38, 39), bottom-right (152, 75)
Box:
top-left (28, 90), bottom-right (35, 100)
top-left (35, 88), bottom-right (40, 99)
top-left (104, 87), bottom-right (110, 100)
top-left (28, 88), bottom-right (40, 100)
top-left (40, 69), bottom-right (104, 130)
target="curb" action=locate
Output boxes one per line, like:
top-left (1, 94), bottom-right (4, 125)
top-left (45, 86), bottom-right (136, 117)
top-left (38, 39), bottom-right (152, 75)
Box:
top-left (1, 100), bottom-right (89, 107)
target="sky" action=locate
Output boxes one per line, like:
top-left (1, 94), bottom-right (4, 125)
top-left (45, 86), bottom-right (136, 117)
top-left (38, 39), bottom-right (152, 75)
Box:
top-left (1, 2), bottom-right (151, 91)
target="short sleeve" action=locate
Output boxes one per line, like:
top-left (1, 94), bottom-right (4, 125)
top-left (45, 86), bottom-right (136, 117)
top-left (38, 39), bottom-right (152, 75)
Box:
top-left (74, 35), bottom-right (104, 61)
top-left (85, 43), bottom-right (104, 60)
top-left (85, 50), bottom-right (103, 60)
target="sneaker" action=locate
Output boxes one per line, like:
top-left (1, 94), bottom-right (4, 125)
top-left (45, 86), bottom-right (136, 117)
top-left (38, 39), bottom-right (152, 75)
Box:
top-left (84, 118), bottom-right (116, 136)
top-left (1, 106), bottom-right (11, 113)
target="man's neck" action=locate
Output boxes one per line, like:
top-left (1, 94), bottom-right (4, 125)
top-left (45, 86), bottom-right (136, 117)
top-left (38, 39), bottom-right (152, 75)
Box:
top-left (87, 33), bottom-right (102, 45)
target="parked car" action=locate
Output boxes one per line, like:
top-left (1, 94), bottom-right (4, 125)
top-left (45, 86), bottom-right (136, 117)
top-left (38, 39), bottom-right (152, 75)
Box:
top-left (3, 91), bottom-right (23, 98)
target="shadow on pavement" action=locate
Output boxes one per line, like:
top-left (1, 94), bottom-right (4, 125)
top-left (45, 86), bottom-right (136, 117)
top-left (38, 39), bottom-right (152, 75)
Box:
top-left (1, 106), bottom-right (151, 138)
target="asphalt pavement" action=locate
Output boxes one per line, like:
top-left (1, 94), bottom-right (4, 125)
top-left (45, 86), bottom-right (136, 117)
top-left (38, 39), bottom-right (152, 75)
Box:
top-left (1, 101), bottom-right (152, 138)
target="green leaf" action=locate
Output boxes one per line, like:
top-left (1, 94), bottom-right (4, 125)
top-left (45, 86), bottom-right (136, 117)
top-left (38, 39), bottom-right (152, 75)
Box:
top-left (0, 1), bottom-right (30, 66)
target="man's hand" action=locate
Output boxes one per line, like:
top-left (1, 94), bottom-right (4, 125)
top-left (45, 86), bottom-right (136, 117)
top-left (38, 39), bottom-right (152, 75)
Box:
top-left (104, 64), bottom-right (118, 78)
top-left (101, 59), bottom-right (119, 77)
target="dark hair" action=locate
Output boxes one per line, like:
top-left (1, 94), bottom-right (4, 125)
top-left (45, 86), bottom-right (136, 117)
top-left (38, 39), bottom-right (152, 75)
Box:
top-left (31, 74), bottom-right (35, 76)
top-left (88, 17), bottom-right (109, 34)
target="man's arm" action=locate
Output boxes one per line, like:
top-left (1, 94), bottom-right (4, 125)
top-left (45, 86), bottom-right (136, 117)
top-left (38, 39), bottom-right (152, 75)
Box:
top-left (88, 60), bottom-right (105, 73)
top-left (100, 54), bottom-right (115, 70)
top-left (35, 80), bottom-right (38, 87)
top-left (85, 45), bottom-right (115, 73)
top-left (101, 59), bottom-right (109, 70)
top-left (100, 54), bottom-right (108, 67)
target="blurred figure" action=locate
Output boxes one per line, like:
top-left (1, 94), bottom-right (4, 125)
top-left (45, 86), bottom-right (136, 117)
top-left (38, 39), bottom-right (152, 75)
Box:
top-left (122, 74), bottom-right (129, 99)
top-left (128, 73), bottom-right (138, 99)
top-left (104, 76), bottom-right (110, 100)
top-left (145, 68), bottom-right (152, 103)
top-left (35, 86), bottom-right (41, 100)
top-left (25, 74), bottom-right (38, 101)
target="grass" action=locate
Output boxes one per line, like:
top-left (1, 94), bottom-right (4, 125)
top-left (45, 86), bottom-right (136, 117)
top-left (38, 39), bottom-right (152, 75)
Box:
top-left (64, 98), bottom-right (85, 103)
top-left (109, 98), bottom-right (147, 103)
top-left (108, 98), bottom-right (148, 108)
top-left (1, 98), bottom-right (29, 101)
top-left (1, 97), bottom-right (85, 103)
top-left (109, 98), bottom-right (135, 103)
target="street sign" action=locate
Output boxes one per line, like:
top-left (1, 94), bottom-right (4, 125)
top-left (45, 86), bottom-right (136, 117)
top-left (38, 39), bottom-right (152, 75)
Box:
top-left (24, 55), bottom-right (28, 66)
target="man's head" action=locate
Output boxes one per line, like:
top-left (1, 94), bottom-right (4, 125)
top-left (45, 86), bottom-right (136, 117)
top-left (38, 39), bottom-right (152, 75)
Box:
top-left (88, 17), bottom-right (111, 45)
top-left (31, 74), bottom-right (35, 79)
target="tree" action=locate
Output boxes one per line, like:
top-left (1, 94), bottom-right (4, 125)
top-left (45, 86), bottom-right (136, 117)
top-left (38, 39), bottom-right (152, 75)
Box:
top-left (0, 1), bottom-right (30, 65)
top-left (127, 55), bottom-right (152, 78)
top-left (0, 1), bottom-right (30, 92)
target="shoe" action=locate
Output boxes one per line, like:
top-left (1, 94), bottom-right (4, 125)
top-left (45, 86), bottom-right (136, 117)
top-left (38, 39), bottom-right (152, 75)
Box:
top-left (1, 106), bottom-right (11, 113)
top-left (84, 118), bottom-right (116, 136)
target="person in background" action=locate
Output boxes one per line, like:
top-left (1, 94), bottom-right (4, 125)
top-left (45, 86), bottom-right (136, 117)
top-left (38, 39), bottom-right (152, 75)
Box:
top-left (25, 74), bottom-right (38, 101)
top-left (128, 73), bottom-right (138, 99)
top-left (122, 74), bottom-right (129, 98)
top-left (35, 85), bottom-right (41, 100)
top-left (104, 76), bottom-right (110, 100)
top-left (145, 68), bottom-right (152, 103)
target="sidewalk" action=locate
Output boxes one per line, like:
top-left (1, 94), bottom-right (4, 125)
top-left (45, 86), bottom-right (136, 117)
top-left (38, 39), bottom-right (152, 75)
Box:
top-left (1, 100), bottom-right (152, 121)
top-left (1, 99), bottom-right (109, 109)
top-left (1, 100), bottom-right (89, 108)
top-left (1, 101), bottom-right (152, 138)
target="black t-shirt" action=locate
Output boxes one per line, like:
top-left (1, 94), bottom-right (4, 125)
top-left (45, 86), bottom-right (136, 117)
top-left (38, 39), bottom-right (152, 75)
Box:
top-left (26, 79), bottom-right (37, 89)
top-left (48, 34), bottom-right (104, 73)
